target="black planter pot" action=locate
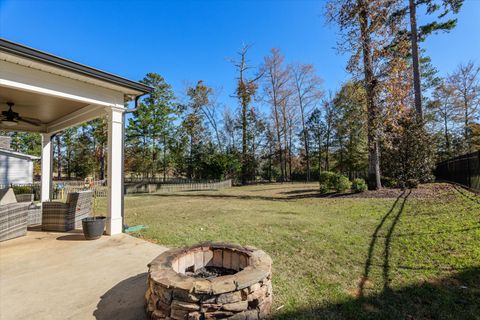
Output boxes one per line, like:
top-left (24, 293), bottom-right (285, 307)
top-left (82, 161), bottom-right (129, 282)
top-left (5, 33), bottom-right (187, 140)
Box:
top-left (82, 216), bottom-right (106, 240)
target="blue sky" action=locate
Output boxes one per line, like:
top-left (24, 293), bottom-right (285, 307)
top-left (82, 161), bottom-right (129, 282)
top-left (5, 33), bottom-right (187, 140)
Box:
top-left (1, 0), bottom-right (479, 111)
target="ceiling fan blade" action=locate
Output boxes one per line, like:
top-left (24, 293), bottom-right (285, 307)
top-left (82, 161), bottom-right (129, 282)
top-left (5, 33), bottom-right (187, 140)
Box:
top-left (18, 117), bottom-right (41, 126)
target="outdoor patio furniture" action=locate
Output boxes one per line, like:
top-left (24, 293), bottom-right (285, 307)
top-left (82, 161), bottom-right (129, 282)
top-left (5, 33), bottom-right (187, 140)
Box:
top-left (27, 204), bottom-right (42, 226)
top-left (0, 187), bottom-right (17, 205)
top-left (15, 193), bottom-right (34, 203)
top-left (42, 191), bottom-right (93, 232)
top-left (0, 202), bottom-right (30, 241)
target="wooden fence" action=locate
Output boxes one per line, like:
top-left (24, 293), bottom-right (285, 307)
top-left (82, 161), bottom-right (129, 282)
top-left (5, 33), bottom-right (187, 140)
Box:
top-left (125, 179), bottom-right (232, 194)
top-left (4, 179), bottom-right (232, 199)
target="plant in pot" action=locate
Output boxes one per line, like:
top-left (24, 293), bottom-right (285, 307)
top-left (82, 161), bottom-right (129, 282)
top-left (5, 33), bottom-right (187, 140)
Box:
top-left (82, 190), bottom-right (106, 240)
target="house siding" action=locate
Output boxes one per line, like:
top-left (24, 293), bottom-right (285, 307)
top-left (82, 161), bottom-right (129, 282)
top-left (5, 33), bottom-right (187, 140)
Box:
top-left (0, 151), bottom-right (34, 185)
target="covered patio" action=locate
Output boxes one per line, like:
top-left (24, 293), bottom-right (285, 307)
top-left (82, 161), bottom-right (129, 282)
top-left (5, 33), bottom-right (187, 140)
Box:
top-left (0, 38), bottom-right (152, 235)
top-left (0, 39), bottom-right (165, 319)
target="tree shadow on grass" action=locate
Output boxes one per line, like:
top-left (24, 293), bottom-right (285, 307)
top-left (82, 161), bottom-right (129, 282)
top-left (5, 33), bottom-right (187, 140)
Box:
top-left (358, 190), bottom-right (409, 297)
top-left (93, 273), bottom-right (148, 320)
top-left (137, 190), bottom-right (360, 201)
top-left (134, 192), bottom-right (291, 202)
top-left (276, 189), bottom-right (480, 319)
top-left (452, 184), bottom-right (480, 205)
top-left (274, 266), bottom-right (480, 319)
top-left (279, 189), bottom-right (320, 195)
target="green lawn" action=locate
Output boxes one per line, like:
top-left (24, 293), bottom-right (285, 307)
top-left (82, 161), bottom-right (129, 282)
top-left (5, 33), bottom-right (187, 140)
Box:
top-left (98, 183), bottom-right (480, 319)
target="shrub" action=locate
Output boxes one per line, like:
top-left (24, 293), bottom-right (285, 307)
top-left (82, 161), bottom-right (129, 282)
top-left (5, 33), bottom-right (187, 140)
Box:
top-left (12, 185), bottom-right (33, 194)
top-left (381, 111), bottom-right (436, 185)
top-left (319, 184), bottom-right (329, 194)
top-left (406, 179), bottom-right (419, 188)
top-left (319, 171), bottom-right (352, 193)
top-left (319, 171), bottom-right (336, 185)
top-left (319, 171), bottom-right (336, 194)
top-left (332, 174), bottom-right (352, 193)
top-left (351, 178), bottom-right (368, 193)
top-left (381, 177), bottom-right (399, 188)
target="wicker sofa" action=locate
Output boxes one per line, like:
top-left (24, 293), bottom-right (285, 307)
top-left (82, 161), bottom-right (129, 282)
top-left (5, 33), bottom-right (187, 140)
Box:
top-left (42, 191), bottom-right (93, 232)
top-left (0, 188), bottom-right (38, 241)
top-left (0, 202), bottom-right (31, 242)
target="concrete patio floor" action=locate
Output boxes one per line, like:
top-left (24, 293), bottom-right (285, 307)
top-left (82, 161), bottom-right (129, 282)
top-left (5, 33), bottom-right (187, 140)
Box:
top-left (0, 228), bottom-right (168, 320)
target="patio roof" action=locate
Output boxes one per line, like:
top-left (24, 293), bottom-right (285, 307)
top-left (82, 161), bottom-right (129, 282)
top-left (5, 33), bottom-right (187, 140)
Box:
top-left (0, 38), bottom-right (153, 96)
top-left (0, 38), bottom-right (152, 235)
top-left (0, 38), bottom-right (152, 134)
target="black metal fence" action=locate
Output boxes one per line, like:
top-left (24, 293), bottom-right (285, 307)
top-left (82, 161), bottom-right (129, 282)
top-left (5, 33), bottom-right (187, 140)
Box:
top-left (435, 151), bottom-right (480, 191)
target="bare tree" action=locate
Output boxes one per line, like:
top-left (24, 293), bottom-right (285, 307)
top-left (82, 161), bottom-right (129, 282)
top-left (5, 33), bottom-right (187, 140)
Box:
top-left (200, 87), bottom-right (223, 149)
top-left (447, 61), bottom-right (480, 153)
top-left (322, 94), bottom-right (336, 171)
top-left (223, 107), bottom-right (236, 151)
top-left (430, 81), bottom-right (457, 157)
top-left (231, 44), bottom-right (263, 185)
top-left (291, 63), bottom-right (324, 181)
top-left (262, 48), bottom-right (292, 182)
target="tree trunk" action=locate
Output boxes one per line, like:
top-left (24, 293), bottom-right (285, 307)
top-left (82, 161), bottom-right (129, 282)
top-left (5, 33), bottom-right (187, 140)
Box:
top-left (409, 0), bottom-right (423, 120)
top-left (444, 115), bottom-right (450, 156)
top-left (302, 124), bottom-right (310, 181)
top-left (55, 135), bottom-right (62, 180)
top-left (288, 125), bottom-right (293, 181)
top-left (163, 133), bottom-right (167, 182)
top-left (348, 132), bottom-right (354, 180)
top-left (282, 111), bottom-right (289, 181)
top-left (463, 95), bottom-right (470, 152)
top-left (325, 126), bottom-right (331, 172)
top-left (189, 134), bottom-right (193, 179)
top-left (359, 0), bottom-right (382, 189)
top-left (318, 136), bottom-right (322, 177)
top-left (241, 99), bottom-right (248, 185)
top-left (273, 105), bottom-right (284, 181)
top-left (269, 141), bottom-right (273, 182)
top-left (66, 149), bottom-right (71, 179)
top-left (99, 143), bottom-right (105, 180)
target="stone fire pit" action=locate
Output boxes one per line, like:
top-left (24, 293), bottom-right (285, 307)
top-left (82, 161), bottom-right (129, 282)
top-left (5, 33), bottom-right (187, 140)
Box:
top-left (146, 242), bottom-right (272, 320)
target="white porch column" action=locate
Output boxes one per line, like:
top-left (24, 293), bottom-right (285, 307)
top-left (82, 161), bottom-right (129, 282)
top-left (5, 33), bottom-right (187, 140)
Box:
top-left (106, 107), bottom-right (124, 235)
top-left (41, 133), bottom-right (53, 202)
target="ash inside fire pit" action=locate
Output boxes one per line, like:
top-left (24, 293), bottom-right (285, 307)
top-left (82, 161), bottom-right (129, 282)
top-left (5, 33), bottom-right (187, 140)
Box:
top-left (185, 266), bottom-right (237, 279)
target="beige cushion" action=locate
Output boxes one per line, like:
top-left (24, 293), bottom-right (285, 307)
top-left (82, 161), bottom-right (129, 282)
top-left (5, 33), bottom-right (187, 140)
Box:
top-left (0, 188), bottom-right (18, 205)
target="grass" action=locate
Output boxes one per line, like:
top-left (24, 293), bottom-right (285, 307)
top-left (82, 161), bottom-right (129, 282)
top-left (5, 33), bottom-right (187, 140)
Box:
top-left (98, 183), bottom-right (480, 319)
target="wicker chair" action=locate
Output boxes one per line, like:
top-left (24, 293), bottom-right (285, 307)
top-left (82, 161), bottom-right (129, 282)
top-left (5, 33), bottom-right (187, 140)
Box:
top-left (42, 191), bottom-right (93, 232)
top-left (0, 203), bottom-right (30, 241)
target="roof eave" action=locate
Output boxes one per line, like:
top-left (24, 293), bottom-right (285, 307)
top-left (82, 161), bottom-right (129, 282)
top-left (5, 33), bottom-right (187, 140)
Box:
top-left (0, 38), bottom-right (153, 95)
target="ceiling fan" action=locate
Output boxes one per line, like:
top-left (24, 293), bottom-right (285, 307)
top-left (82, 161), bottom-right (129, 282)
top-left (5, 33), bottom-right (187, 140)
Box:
top-left (1, 102), bottom-right (42, 127)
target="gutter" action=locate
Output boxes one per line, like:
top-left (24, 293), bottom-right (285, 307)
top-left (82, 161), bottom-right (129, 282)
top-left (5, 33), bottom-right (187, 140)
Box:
top-left (0, 38), bottom-right (153, 94)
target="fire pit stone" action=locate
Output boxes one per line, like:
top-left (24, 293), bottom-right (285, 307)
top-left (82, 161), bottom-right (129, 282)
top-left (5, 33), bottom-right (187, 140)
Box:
top-left (146, 242), bottom-right (272, 320)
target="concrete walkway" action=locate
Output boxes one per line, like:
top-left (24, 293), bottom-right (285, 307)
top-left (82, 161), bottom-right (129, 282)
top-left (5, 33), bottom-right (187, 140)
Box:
top-left (0, 229), bottom-right (168, 320)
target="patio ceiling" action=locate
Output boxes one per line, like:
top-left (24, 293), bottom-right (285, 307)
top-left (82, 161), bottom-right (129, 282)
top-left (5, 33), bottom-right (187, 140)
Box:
top-left (0, 86), bottom-right (88, 125)
top-left (0, 38), bottom-right (152, 134)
